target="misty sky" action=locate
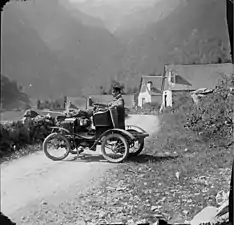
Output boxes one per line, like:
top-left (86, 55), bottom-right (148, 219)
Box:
top-left (67, 0), bottom-right (158, 7)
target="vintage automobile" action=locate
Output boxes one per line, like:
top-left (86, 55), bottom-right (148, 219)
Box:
top-left (42, 103), bottom-right (149, 163)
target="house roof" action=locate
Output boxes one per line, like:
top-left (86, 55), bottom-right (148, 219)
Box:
top-left (89, 94), bottom-right (135, 108)
top-left (163, 63), bottom-right (233, 91)
top-left (140, 75), bottom-right (164, 95)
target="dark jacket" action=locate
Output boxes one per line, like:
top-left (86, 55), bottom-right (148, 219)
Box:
top-left (109, 94), bottom-right (125, 129)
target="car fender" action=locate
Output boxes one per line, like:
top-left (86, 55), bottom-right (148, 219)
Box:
top-left (50, 126), bottom-right (70, 134)
top-left (125, 125), bottom-right (147, 134)
top-left (102, 128), bottom-right (136, 141)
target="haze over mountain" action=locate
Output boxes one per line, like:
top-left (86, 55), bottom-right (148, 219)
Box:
top-left (69, 0), bottom-right (160, 32)
top-left (2, 0), bottom-right (232, 102)
top-left (2, 0), bottom-right (125, 98)
top-left (116, 0), bottom-right (231, 74)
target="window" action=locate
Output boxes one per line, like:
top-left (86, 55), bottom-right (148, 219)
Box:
top-left (170, 72), bottom-right (176, 84)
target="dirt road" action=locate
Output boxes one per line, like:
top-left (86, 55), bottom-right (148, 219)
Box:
top-left (1, 115), bottom-right (160, 224)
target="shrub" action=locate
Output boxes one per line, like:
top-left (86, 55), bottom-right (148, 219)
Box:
top-left (163, 92), bottom-right (195, 118)
top-left (128, 103), bottom-right (160, 115)
top-left (186, 76), bottom-right (234, 147)
top-left (143, 102), bottom-right (161, 112)
top-left (0, 116), bottom-right (55, 158)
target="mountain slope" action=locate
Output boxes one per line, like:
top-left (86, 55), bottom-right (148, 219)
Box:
top-left (2, 0), bottom-right (125, 97)
top-left (113, 0), bottom-right (182, 35)
top-left (59, 0), bottom-right (106, 28)
top-left (118, 0), bottom-right (232, 75)
top-left (2, 0), bottom-right (232, 98)
top-left (13, 0), bottom-right (125, 94)
top-left (2, 2), bottom-right (78, 99)
top-left (71, 0), bottom-right (158, 32)
top-left (0, 74), bottom-right (30, 110)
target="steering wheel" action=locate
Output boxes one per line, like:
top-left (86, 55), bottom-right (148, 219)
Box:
top-left (93, 103), bottom-right (109, 112)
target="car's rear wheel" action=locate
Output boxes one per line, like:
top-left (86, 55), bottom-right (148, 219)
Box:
top-left (126, 129), bottom-right (145, 157)
top-left (101, 133), bottom-right (129, 163)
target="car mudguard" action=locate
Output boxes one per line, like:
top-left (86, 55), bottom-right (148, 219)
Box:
top-left (125, 125), bottom-right (147, 134)
top-left (50, 126), bottom-right (70, 134)
top-left (100, 128), bottom-right (136, 141)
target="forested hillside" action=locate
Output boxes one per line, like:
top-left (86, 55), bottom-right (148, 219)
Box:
top-left (2, 0), bottom-right (232, 100)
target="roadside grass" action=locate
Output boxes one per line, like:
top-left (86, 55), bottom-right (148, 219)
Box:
top-left (0, 110), bottom-right (26, 123)
top-left (0, 109), bottom-right (64, 163)
top-left (0, 144), bottom-right (42, 165)
top-left (67, 112), bottom-right (233, 224)
top-left (1, 108), bottom-right (232, 224)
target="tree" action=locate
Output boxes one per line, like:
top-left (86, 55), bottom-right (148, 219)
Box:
top-left (1, 74), bottom-right (29, 108)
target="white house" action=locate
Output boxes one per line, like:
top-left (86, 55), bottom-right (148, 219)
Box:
top-left (161, 63), bottom-right (234, 110)
top-left (138, 75), bottom-right (164, 108)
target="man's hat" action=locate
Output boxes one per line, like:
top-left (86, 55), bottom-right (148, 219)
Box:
top-left (112, 84), bottom-right (122, 92)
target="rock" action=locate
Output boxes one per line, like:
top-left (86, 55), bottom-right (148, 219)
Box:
top-left (76, 220), bottom-right (86, 225)
top-left (175, 172), bottom-right (180, 179)
top-left (21, 216), bottom-right (26, 221)
top-left (116, 186), bottom-right (127, 191)
top-left (216, 190), bottom-right (229, 206)
top-left (136, 219), bottom-right (149, 224)
top-left (98, 211), bottom-right (106, 219)
top-left (190, 206), bottom-right (218, 225)
top-left (127, 219), bottom-right (135, 225)
top-left (182, 210), bottom-right (189, 215)
top-left (155, 219), bottom-right (168, 225)
top-left (41, 200), bottom-right (47, 205)
top-left (169, 213), bottom-right (185, 224)
top-left (23, 109), bottom-right (39, 119)
top-left (151, 205), bottom-right (162, 211)
top-left (155, 197), bottom-right (166, 205)
top-left (191, 88), bottom-right (213, 104)
top-left (215, 199), bottom-right (229, 221)
top-left (0, 212), bottom-right (16, 225)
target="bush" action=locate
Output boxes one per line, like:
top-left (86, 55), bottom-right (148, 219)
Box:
top-left (143, 102), bottom-right (161, 112)
top-left (129, 102), bottom-right (161, 115)
top-left (163, 92), bottom-right (195, 116)
top-left (0, 116), bottom-right (56, 158)
top-left (186, 76), bottom-right (234, 147)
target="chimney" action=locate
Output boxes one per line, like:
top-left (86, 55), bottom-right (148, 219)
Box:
top-left (147, 81), bottom-right (152, 91)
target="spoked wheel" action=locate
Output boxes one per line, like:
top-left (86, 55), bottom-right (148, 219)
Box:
top-left (101, 133), bottom-right (129, 163)
top-left (128, 138), bottom-right (144, 157)
top-left (126, 129), bottom-right (144, 157)
top-left (43, 133), bottom-right (70, 161)
top-left (56, 129), bottom-right (77, 155)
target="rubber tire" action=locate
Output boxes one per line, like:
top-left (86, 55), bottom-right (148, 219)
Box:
top-left (101, 133), bottom-right (129, 163)
top-left (55, 129), bottom-right (77, 155)
top-left (43, 133), bottom-right (70, 161)
top-left (126, 129), bottom-right (145, 157)
top-left (70, 149), bottom-right (78, 155)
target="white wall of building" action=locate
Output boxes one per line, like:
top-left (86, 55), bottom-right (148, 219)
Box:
top-left (162, 90), bottom-right (173, 107)
top-left (138, 90), bottom-right (151, 108)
